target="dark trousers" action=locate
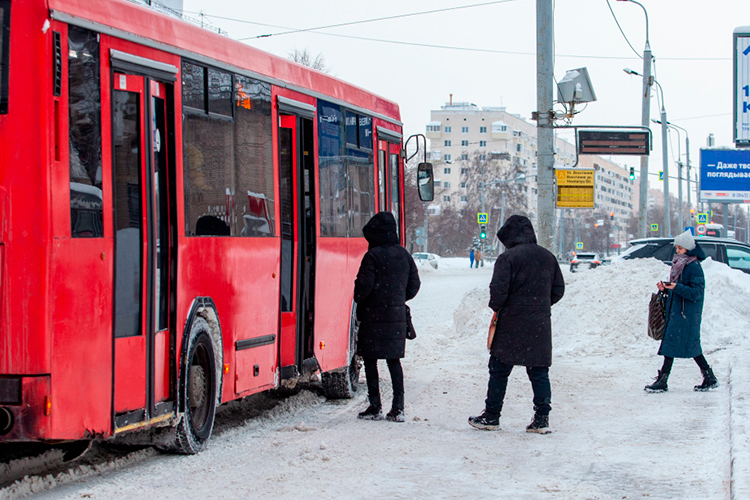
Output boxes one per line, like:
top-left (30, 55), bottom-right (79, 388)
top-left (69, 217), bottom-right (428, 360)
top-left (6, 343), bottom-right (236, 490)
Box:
top-left (661, 355), bottom-right (710, 373)
top-left (485, 356), bottom-right (551, 418)
top-left (363, 358), bottom-right (404, 410)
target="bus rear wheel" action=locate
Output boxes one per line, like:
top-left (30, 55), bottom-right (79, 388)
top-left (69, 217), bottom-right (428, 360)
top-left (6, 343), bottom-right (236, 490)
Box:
top-left (171, 318), bottom-right (218, 454)
top-left (322, 304), bottom-right (361, 399)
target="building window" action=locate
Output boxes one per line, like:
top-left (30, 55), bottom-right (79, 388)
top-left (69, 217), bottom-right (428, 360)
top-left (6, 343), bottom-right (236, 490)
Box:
top-left (443, 181), bottom-right (451, 188)
top-left (481, 154), bottom-right (486, 161)
top-left (460, 196), bottom-right (468, 203)
top-left (460, 182), bottom-right (466, 189)
top-left (445, 126), bottom-right (452, 133)
top-left (461, 140), bottom-right (469, 147)
top-left (460, 153), bottom-right (468, 161)
top-left (444, 154), bottom-right (451, 161)
top-left (443, 195), bottom-right (451, 202)
top-left (444, 140), bottom-right (451, 147)
top-left (516, 143), bottom-right (522, 152)
top-left (426, 124), bottom-right (440, 132)
top-left (460, 168), bottom-right (468, 175)
top-left (462, 126), bottom-right (469, 133)
top-left (480, 126), bottom-right (487, 134)
top-left (444, 167), bottom-right (451, 174)
top-left (479, 140), bottom-right (486, 147)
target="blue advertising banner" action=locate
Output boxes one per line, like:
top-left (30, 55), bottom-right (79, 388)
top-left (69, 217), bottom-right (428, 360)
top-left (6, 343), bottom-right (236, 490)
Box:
top-left (699, 149), bottom-right (750, 202)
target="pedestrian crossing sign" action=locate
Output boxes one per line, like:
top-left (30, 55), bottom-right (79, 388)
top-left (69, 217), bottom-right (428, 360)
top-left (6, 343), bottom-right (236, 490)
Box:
top-left (576, 242), bottom-right (583, 250)
top-left (697, 213), bottom-right (708, 224)
top-left (659, 171), bottom-right (664, 181)
top-left (650, 224), bottom-right (659, 231)
top-left (477, 213), bottom-right (488, 224)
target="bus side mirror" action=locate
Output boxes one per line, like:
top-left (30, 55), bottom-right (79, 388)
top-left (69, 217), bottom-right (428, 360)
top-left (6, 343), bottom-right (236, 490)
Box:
top-left (417, 162), bottom-right (434, 202)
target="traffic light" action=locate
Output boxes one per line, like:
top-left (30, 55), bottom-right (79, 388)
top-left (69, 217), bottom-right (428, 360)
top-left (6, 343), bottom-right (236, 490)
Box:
top-left (480, 225), bottom-right (487, 239)
top-left (629, 166), bottom-right (635, 180)
top-left (610, 212), bottom-right (614, 221)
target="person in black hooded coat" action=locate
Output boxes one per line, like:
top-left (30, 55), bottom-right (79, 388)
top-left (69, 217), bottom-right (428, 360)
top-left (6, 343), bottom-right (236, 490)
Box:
top-left (354, 212), bottom-right (420, 422)
top-left (469, 215), bottom-right (565, 433)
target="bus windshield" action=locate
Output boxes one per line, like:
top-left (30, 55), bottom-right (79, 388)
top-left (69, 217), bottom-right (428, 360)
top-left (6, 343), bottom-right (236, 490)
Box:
top-left (0, 0), bottom-right (9, 114)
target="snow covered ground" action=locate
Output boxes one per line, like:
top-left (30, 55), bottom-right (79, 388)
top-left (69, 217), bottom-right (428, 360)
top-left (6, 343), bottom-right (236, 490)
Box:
top-left (2, 256), bottom-right (750, 500)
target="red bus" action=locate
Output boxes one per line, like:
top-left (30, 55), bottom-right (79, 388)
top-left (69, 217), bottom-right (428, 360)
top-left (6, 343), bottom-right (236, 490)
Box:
top-left (0, 0), bottom-right (433, 453)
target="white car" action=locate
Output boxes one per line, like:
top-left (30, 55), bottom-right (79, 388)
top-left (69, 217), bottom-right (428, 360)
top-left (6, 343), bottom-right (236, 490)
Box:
top-left (412, 252), bottom-right (439, 269)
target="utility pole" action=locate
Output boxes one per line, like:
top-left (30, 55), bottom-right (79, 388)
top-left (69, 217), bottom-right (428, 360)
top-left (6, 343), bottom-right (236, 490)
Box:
top-left (659, 105), bottom-right (671, 236)
top-left (536, 0), bottom-right (555, 251)
top-left (638, 45), bottom-right (653, 239)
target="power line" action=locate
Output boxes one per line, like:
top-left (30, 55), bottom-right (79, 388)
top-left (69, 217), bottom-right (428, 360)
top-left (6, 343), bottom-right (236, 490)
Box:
top-left (186, 10), bottom-right (731, 61)
top-left (240, 0), bottom-right (520, 40)
top-left (605, 0), bottom-right (643, 59)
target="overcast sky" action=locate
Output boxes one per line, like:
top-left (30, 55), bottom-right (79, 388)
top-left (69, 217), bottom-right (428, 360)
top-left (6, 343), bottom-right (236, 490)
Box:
top-left (181, 0), bottom-right (747, 193)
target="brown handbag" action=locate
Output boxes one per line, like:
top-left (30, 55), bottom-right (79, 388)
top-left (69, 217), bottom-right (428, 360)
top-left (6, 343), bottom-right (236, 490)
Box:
top-left (647, 291), bottom-right (667, 341)
top-left (487, 311), bottom-right (498, 350)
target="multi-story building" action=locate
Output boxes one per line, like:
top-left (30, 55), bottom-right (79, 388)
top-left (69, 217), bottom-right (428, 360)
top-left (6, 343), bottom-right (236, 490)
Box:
top-left (425, 101), bottom-right (637, 231)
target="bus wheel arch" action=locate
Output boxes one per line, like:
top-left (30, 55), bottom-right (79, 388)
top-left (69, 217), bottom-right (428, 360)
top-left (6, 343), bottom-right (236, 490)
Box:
top-left (321, 301), bottom-right (361, 399)
top-left (171, 298), bottom-right (224, 454)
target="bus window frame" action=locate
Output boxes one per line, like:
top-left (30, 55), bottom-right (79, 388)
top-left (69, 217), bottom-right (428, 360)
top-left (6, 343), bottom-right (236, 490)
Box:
top-left (0, 0), bottom-right (9, 114)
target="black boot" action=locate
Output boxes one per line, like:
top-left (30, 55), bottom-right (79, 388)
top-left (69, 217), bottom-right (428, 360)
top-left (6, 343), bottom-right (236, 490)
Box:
top-left (694, 367), bottom-right (718, 391)
top-left (644, 370), bottom-right (669, 393)
top-left (386, 394), bottom-right (405, 422)
top-left (358, 405), bottom-right (383, 420)
top-left (468, 411), bottom-right (500, 431)
top-left (526, 413), bottom-right (551, 434)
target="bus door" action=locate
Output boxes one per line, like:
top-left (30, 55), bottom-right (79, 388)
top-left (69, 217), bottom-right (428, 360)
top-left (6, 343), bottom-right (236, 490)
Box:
top-left (278, 112), bottom-right (317, 381)
top-left (111, 72), bottom-right (175, 428)
top-left (377, 138), bottom-right (402, 239)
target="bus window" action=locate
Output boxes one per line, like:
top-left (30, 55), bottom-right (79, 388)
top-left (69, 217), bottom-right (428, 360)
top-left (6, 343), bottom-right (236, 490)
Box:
top-left (68, 26), bottom-right (103, 237)
top-left (0, 0), bottom-right (9, 114)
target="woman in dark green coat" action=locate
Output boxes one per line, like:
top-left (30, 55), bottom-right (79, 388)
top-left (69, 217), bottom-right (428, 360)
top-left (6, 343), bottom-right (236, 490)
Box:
top-left (645, 230), bottom-right (718, 393)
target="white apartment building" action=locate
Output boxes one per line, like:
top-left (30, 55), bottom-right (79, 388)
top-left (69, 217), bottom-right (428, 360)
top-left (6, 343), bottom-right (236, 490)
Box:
top-left (425, 101), bottom-right (636, 226)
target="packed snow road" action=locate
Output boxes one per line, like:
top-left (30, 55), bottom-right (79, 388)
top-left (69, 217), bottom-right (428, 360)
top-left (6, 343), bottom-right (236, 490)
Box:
top-left (2, 257), bottom-right (749, 500)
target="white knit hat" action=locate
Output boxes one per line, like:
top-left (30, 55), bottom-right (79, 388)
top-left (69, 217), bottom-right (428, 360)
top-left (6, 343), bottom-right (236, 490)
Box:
top-left (673, 229), bottom-right (695, 251)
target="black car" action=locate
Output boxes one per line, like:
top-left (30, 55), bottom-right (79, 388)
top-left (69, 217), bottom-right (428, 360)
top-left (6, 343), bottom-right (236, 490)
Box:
top-left (618, 236), bottom-right (750, 274)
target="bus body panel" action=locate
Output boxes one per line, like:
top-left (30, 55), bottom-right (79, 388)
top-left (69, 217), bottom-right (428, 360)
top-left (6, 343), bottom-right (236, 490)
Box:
top-left (177, 237), bottom-right (280, 403)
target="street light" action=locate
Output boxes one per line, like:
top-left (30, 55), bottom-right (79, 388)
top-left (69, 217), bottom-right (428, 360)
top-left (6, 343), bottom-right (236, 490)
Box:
top-left (653, 118), bottom-right (691, 231)
top-left (625, 68), bottom-right (670, 236)
top-left (618, 0), bottom-right (653, 239)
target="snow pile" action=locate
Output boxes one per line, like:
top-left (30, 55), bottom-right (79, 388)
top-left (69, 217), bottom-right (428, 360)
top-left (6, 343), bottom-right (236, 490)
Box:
top-left (450, 257), bottom-right (750, 360)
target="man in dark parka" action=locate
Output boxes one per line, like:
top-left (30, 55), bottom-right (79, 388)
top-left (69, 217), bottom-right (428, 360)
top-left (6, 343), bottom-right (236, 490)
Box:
top-left (354, 212), bottom-right (420, 422)
top-left (469, 215), bottom-right (565, 433)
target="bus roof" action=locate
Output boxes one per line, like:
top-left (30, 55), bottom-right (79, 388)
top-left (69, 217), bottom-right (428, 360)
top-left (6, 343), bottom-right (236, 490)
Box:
top-left (48, 0), bottom-right (402, 125)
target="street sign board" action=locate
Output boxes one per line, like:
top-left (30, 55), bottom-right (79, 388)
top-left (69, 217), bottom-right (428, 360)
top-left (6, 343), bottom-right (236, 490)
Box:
top-left (659, 171), bottom-right (664, 181)
top-left (577, 130), bottom-right (650, 156)
top-left (734, 28), bottom-right (750, 146)
top-left (697, 224), bottom-right (707, 235)
top-left (555, 168), bottom-right (594, 208)
top-left (697, 213), bottom-right (708, 224)
top-left (575, 242), bottom-right (583, 250)
top-left (477, 213), bottom-right (488, 224)
top-left (699, 149), bottom-right (750, 202)
top-left (685, 227), bottom-right (695, 235)
top-left (650, 224), bottom-right (659, 232)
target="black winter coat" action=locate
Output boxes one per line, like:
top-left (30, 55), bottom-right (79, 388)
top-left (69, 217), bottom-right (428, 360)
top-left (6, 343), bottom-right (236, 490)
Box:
top-left (488, 215), bottom-right (565, 367)
top-left (354, 212), bottom-right (421, 359)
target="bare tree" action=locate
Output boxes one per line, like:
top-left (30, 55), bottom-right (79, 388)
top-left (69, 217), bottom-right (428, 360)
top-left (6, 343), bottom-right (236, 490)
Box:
top-left (288, 48), bottom-right (330, 73)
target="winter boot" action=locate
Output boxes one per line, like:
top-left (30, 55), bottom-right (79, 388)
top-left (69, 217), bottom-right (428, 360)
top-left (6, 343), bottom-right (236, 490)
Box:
top-left (386, 394), bottom-right (405, 423)
top-left (357, 405), bottom-right (383, 421)
top-left (694, 367), bottom-right (718, 391)
top-left (526, 413), bottom-right (551, 434)
top-left (468, 411), bottom-right (500, 431)
top-left (644, 370), bottom-right (669, 393)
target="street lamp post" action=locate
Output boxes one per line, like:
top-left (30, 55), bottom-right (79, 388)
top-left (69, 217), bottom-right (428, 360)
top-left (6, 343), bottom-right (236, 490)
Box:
top-left (654, 119), bottom-right (691, 231)
top-left (618, 0), bottom-right (652, 239)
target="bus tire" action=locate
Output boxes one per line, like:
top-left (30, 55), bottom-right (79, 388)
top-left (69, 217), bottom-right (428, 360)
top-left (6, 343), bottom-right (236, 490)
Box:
top-left (172, 318), bottom-right (218, 454)
top-left (321, 304), bottom-right (361, 399)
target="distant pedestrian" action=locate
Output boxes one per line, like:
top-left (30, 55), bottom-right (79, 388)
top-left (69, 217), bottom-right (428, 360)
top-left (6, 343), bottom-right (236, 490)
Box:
top-left (469, 249), bottom-right (475, 268)
top-left (469, 215), bottom-right (565, 434)
top-left (354, 212), bottom-right (421, 422)
top-left (644, 230), bottom-right (717, 393)
top-left (475, 250), bottom-right (482, 268)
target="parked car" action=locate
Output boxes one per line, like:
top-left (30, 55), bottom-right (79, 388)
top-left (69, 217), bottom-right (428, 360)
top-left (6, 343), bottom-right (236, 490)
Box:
top-left (617, 236), bottom-right (750, 275)
top-left (412, 252), bottom-right (439, 269)
top-left (570, 252), bottom-right (601, 272)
